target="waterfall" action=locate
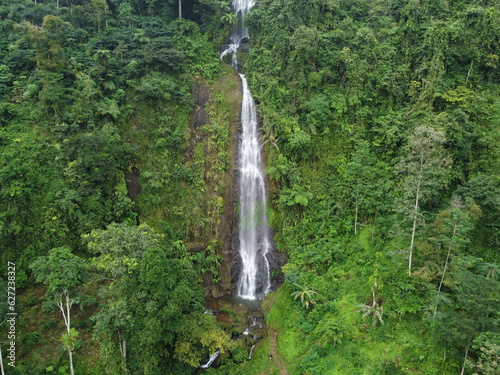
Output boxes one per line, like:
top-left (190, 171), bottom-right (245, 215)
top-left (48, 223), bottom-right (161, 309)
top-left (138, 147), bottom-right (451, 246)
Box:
top-left (221, 0), bottom-right (272, 300)
top-left (248, 344), bottom-right (256, 359)
top-left (200, 351), bottom-right (220, 369)
top-left (237, 73), bottom-right (271, 299)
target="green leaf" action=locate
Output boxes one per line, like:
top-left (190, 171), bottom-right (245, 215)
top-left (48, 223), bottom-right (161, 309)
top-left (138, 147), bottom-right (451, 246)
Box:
top-left (295, 194), bottom-right (309, 206)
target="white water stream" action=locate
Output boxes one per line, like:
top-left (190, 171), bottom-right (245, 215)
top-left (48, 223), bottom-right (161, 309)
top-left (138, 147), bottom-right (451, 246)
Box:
top-left (221, 0), bottom-right (272, 300)
top-left (200, 351), bottom-right (220, 369)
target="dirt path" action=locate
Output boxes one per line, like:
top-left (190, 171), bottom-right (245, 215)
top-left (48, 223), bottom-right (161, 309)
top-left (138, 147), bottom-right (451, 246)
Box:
top-left (269, 327), bottom-right (289, 375)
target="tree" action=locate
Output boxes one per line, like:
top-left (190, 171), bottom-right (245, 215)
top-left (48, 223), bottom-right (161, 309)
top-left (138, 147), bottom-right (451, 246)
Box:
top-left (344, 140), bottom-right (378, 235)
top-left (430, 198), bottom-right (474, 321)
top-left (20, 15), bottom-right (72, 72)
top-left (291, 283), bottom-right (317, 310)
top-left (85, 223), bottom-right (230, 373)
top-left (220, 13), bottom-right (237, 25)
top-left (91, 0), bottom-right (110, 31)
top-left (466, 332), bottom-right (500, 375)
top-left (313, 316), bottom-right (345, 349)
top-left (358, 271), bottom-right (385, 328)
top-left (30, 247), bottom-right (87, 375)
top-left (0, 65), bottom-right (13, 96)
top-left (457, 174), bottom-right (500, 250)
top-left (85, 223), bottom-right (161, 373)
top-left (396, 125), bottom-right (452, 276)
top-left (85, 223), bottom-right (159, 281)
top-left (433, 256), bottom-right (500, 372)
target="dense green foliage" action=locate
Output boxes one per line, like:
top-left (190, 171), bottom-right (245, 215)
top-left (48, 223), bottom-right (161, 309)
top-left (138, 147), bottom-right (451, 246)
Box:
top-left (0, 0), bottom-right (499, 373)
top-left (85, 223), bottom-right (230, 374)
top-left (239, 0), bottom-right (500, 373)
top-left (0, 0), bottom-right (235, 373)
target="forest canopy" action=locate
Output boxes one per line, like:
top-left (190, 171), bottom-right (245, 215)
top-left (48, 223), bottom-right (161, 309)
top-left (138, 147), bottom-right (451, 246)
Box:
top-left (0, 0), bottom-right (498, 374)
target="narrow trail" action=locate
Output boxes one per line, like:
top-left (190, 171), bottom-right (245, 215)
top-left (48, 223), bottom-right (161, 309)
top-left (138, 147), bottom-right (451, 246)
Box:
top-left (269, 327), bottom-right (289, 375)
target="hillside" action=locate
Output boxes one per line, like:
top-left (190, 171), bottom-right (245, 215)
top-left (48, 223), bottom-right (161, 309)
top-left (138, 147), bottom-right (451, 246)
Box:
top-left (0, 0), bottom-right (499, 374)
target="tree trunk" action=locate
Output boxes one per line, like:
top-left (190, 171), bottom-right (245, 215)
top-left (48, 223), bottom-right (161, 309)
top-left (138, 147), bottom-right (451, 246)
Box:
top-left (460, 343), bottom-right (469, 375)
top-left (119, 334), bottom-right (128, 373)
top-left (371, 210), bottom-right (377, 243)
top-left (433, 223), bottom-right (457, 321)
top-left (408, 151), bottom-right (425, 277)
top-left (0, 343), bottom-right (5, 375)
top-left (408, 181), bottom-right (420, 276)
top-left (122, 340), bottom-right (128, 373)
top-left (371, 286), bottom-right (377, 327)
top-left (66, 0), bottom-right (73, 16)
top-left (465, 61), bottom-right (473, 85)
top-left (178, 0), bottom-right (182, 19)
top-left (58, 292), bottom-right (75, 375)
top-left (66, 293), bottom-right (71, 331)
top-left (66, 295), bottom-right (75, 375)
top-left (408, 151), bottom-right (424, 277)
top-left (354, 192), bottom-right (359, 235)
top-left (68, 349), bottom-right (75, 375)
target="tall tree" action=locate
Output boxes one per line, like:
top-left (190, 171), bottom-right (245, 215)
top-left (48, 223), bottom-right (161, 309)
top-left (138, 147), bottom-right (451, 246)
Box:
top-left (344, 140), bottom-right (384, 235)
top-left (433, 256), bottom-right (500, 372)
top-left (431, 198), bottom-right (473, 321)
top-left (85, 223), bottom-right (161, 374)
top-left (396, 125), bottom-right (452, 276)
top-left (20, 15), bottom-right (72, 72)
top-left (91, 0), bottom-right (110, 31)
top-left (30, 247), bottom-right (87, 375)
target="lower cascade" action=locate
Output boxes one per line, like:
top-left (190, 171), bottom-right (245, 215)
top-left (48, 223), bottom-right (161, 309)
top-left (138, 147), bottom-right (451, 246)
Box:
top-left (221, 0), bottom-right (272, 300)
top-left (199, 351), bottom-right (220, 369)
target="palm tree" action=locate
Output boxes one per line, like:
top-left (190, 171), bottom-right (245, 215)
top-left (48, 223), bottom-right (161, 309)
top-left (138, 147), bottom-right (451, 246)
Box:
top-left (291, 283), bottom-right (317, 310)
top-left (358, 278), bottom-right (384, 327)
top-left (220, 13), bottom-right (237, 25)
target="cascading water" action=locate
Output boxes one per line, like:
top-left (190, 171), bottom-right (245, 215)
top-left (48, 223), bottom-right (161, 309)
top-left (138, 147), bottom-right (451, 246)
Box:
top-left (221, 0), bottom-right (272, 300)
top-left (236, 75), bottom-right (272, 299)
top-left (233, 0), bottom-right (254, 42)
top-left (200, 351), bottom-right (220, 369)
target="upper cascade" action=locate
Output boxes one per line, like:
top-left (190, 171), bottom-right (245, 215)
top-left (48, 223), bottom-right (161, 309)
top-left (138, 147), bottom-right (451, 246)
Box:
top-left (231, 0), bottom-right (255, 43)
top-left (233, 0), bottom-right (255, 13)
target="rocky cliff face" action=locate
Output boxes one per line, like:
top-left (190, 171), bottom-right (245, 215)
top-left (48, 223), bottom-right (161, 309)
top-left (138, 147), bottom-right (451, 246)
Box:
top-left (186, 70), bottom-right (242, 297)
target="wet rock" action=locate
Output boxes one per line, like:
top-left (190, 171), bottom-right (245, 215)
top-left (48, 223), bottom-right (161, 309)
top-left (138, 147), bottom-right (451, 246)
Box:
top-left (125, 166), bottom-right (141, 201)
